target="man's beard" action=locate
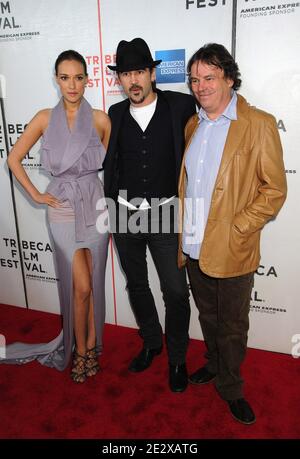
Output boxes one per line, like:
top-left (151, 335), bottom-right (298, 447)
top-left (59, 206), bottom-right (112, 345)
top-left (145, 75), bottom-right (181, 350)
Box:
top-left (129, 94), bottom-right (145, 105)
top-left (129, 85), bottom-right (145, 105)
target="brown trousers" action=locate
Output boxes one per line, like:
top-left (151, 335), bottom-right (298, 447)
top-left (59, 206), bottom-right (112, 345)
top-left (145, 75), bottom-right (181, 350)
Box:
top-left (187, 257), bottom-right (254, 400)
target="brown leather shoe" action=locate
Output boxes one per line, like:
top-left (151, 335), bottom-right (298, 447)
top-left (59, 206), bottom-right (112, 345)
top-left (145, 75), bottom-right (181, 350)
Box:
top-left (189, 366), bottom-right (216, 385)
top-left (227, 398), bottom-right (256, 425)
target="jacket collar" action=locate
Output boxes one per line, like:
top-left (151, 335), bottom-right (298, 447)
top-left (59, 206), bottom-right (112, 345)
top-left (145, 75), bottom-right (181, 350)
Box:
top-left (215, 94), bottom-right (249, 184)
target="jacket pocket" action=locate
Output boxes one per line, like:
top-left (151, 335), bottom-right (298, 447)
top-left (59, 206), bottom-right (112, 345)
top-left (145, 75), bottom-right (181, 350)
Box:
top-left (229, 224), bottom-right (259, 263)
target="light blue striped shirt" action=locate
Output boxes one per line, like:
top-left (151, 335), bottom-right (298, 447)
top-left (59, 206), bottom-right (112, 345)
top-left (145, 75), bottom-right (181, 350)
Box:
top-left (182, 91), bottom-right (237, 259)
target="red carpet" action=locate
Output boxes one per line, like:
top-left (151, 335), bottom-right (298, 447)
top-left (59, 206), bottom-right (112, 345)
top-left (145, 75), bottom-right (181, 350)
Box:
top-left (0, 303), bottom-right (299, 439)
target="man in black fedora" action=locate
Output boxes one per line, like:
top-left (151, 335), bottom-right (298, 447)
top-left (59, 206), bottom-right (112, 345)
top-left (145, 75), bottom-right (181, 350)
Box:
top-left (104, 38), bottom-right (196, 392)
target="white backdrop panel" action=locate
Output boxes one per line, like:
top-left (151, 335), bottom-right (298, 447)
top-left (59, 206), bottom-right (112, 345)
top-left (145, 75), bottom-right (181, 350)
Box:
top-left (236, 0), bottom-right (300, 353)
top-left (0, 105), bottom-right (26, 307)
top-left (101, 0), bottom-right (233, 105)
top-left (0, 0), bottom-right (298, 354)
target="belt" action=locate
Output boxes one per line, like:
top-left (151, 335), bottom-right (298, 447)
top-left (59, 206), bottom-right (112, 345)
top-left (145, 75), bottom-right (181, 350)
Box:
top-left (51, 172), bottom-right (99, 241)
top-left (127, 207), bottom-right (149, 216)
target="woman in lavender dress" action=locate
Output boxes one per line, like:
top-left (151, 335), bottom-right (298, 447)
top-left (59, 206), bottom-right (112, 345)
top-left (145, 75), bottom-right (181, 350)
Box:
top-left (4, 50), bottom-right (111, 383)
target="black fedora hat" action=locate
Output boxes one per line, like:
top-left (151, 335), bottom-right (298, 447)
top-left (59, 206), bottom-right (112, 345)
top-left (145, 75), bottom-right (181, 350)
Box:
top-left (107, 38), bottom-right (162, 72)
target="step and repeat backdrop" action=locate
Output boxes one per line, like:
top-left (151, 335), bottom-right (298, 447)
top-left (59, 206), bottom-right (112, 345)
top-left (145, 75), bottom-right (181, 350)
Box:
top-left (0, 0), bottom-right (299, 355)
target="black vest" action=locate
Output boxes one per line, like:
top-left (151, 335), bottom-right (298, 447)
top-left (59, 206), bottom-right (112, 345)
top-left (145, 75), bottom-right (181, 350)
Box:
top-left (117, 95), bottom-right (177, 204)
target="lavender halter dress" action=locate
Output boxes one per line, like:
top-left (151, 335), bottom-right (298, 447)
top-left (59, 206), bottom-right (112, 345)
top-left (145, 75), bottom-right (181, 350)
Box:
top-left (1, 98), bottom-right (109, 371)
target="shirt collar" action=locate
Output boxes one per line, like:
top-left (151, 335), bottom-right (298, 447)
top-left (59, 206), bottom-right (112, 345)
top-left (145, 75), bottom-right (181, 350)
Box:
top-left (198, 90), bottom-right (237, 122)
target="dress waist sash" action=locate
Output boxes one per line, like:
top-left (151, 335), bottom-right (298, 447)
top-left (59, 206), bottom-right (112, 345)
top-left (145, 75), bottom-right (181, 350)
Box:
top-left (50, 172), bottom-right (99, 242)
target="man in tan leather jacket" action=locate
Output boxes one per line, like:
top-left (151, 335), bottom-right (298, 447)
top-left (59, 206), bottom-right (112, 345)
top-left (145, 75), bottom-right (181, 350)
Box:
top-left (178, 43), bottom-right (287, 425)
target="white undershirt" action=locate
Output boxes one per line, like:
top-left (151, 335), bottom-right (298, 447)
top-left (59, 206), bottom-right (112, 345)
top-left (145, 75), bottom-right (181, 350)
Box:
top-left (129, 95), bottom-right (158, 132)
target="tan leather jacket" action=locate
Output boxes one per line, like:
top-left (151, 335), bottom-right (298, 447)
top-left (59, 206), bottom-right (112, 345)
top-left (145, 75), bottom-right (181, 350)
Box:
top-left (178, 94), bottom-right (287, 278)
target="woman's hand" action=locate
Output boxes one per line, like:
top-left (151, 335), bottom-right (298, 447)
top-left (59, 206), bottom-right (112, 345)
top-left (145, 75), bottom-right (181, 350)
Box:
top-left (33, 192), bottom-right (61, 208)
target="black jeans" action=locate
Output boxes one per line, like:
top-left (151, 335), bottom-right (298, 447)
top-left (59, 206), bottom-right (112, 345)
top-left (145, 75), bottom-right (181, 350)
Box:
top-left (187, 257), bottom-right (254, 400)
top-left (113, 207), bottom-right (190, 365)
